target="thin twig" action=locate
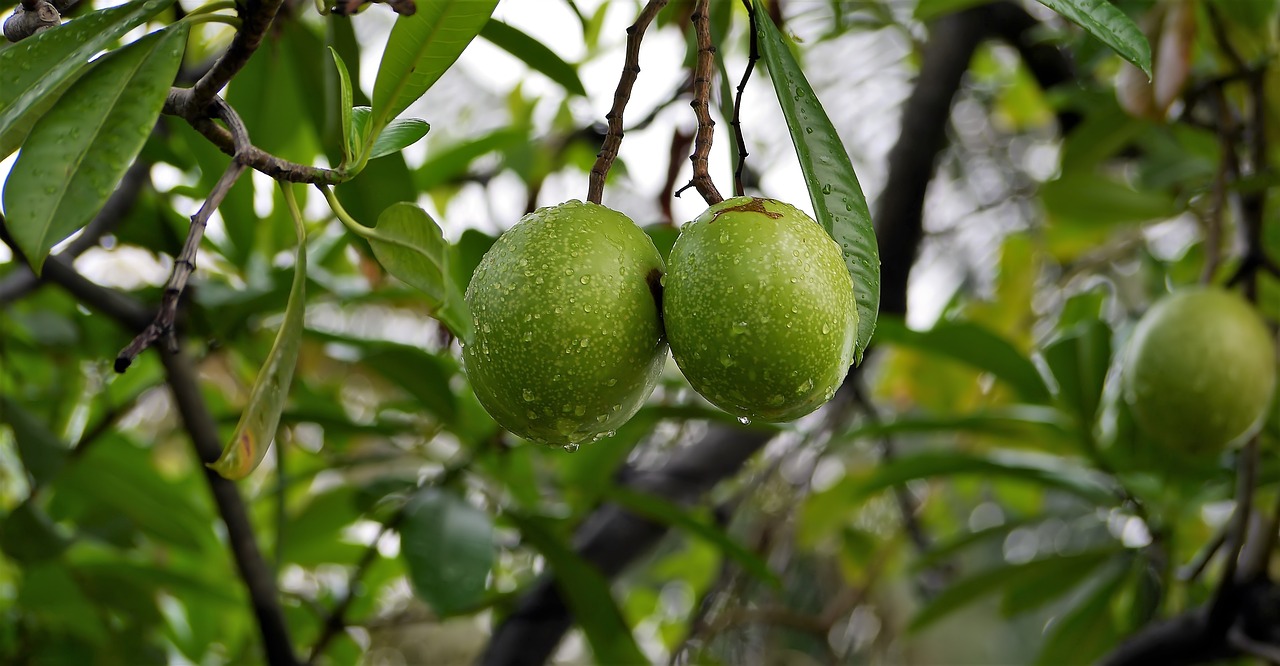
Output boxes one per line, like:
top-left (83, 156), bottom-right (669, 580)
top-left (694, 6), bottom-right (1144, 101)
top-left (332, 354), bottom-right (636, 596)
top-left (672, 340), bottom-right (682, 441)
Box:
top-left (587, 0), bottom-right (669, 204)
top-left (1207, 437), bottom-right (1259, 635)
top-left (308, 513), bottom-right (404, 664)
top-left (1178, 523), bottom-right (1228, 582)
top-left (1200, 87), bottom-right (1234, 284)
top-left (116, 99), bottom-right (250, 373)
top-left (732, 0), bottom-right (759, 197)
top-left (1228, 626), bottom-right (1280, 664)
top-left (678, 0), bottom-right (724, 205)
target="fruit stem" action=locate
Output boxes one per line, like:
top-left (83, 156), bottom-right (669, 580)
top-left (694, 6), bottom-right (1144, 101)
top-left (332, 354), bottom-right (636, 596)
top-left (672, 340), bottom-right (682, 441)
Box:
top-left (685, 0), bottom-right (724, 205)
top-left (587, 0), bottom-right (669, 204)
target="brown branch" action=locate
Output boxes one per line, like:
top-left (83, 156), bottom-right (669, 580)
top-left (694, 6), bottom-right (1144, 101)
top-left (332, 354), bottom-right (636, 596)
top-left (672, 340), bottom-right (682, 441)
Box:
top-left (678, 0), bottom-right (723, 205)
top-left (731, 0), bottom-right (759, 198)
top-left (1200, 87), bottom-right (1235, 284)
top-left (116, 99), bottom-right (250, 373)
top-left (587, 0), bottom-right (669, 204)
top-left (177, 0), bottom-right (286, 116)
top-left (4, 0), bottom-right (58, 42)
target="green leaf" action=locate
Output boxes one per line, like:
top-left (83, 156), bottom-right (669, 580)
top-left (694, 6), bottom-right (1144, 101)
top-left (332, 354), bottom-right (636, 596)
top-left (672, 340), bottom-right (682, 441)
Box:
top-left (914, 0), bottom-right (993, 22)
top-left (399, 488), bottom-right (493, 616)
top-left (836, 405), bottom-right (1076, 445)
top-left (369, 118), bottom-right (431, 161)
top-left (1000, 551), bottom-right (1120, 616)
top-left (1042, 320), bottom-right (1112, 428)
top-left (210, 186), bottom-right (308, 480)
top-left (0, 500), bottom-right (71, 563)
top-left (2, 25), bottom-right (188, 274)
top-left (509, 513), bottom-right (647, 664)
top-left (874, 318), bottom-right (1052, 403)
top-left (1036, 0), bottom-right (1152, 78)
top-left (754, 1), bottom-right (880, 364)
top-left (1041, 172), bottom-right (1179, 229)
top-left (359, 343), bottom-right (457, 424)
top-left (329, 47), bottom-right (355, 164)
top-left (1034, 562), bottom-right (1129, 665)
top-left (911, 548), bottom-right (1119, 630)
top-left (604, 487), bottom-right (781, 588)
top-left (0, 396), bottom-right (68, 486)
top-left (362, 202), bottom-right (475, 344)
top-left (414, 128), bottom-right (526, 191)
top-left (349, 106), bottom-right (373, 160)
top-left (848, 449), bottom-right (1116, 504)
top-left (479, 19), bottom-right (587, 96)
top-left (371, 0), bottom-right (499, 139)
top-left (0, 0), bottom-right (176, 157)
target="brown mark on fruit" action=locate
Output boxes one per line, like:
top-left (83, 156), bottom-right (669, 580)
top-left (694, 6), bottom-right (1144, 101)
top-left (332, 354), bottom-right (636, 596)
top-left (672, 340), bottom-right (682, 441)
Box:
top-left (710, 198), bottom-right (782, 222)
top-left (646, 268), bottom-right (665, 333)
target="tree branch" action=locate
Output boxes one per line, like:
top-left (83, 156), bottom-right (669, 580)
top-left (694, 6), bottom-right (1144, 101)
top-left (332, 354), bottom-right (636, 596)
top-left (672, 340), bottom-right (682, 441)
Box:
top-left (116, 98), bottom-right (250, 373)
top-left (587, 0), bottom-right (669, 204)
top-left (177, 0), bottom-right (285, 116)
top-left (678, 0), bottom-right (723, 205)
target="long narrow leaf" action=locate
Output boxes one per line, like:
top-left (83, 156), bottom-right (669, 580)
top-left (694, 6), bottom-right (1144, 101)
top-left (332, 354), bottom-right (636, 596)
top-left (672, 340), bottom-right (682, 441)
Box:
top-left (371, 0), bottom-right (499, 139)
top-left (0, 0), bottom-right (176, 157)
top-left (510, 514), bottom-right (647, 665)
top-left (210, 186), bottom-right (308, 480)
top-left (604, 487), bottom-right (780, 588)
top-left (329, 47), bottom-right (356, 165)
top-left (3, 25), bottom-right (188, 274)
top-left (1037, 0), bottom-right (1152, 77)
top-left (754, 2), bottom-right (880, 364)
top-left (874, 318), bottom-right (1052, 403)
top-left (479, 19), bottom-right (587, 96)
top-left (849, 449), bottom-right (1117, 504)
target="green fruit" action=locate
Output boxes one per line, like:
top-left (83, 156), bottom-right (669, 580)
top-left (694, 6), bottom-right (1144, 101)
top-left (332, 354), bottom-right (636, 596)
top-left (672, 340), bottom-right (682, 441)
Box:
top-left (663, 196), bottom-right (858, 422)
top-left (462, 201), bottom-right (667, 446)
top-left (1122, 287), bottom-right (1277, 455)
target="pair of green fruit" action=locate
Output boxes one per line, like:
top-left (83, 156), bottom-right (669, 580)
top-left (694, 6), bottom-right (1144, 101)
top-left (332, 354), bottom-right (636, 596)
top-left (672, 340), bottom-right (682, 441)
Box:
top-left (461, 197), bottom-right (858, 446)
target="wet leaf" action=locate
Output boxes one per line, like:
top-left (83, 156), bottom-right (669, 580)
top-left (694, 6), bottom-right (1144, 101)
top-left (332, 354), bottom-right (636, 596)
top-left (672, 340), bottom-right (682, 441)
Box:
top-left (0, 0), bottom-right (176, 157)
top-left (754, 1), bottom-right (880, 364)
top-left (3, 25), bottom-right (189, 274)
top-left (1037, 0), bottom-right (1152, 77)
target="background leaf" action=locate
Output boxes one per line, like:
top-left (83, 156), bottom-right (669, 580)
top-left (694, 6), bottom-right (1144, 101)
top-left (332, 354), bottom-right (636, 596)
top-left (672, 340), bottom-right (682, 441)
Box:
top-left (399, 488), bottom-right (493, 615)
top-left (2, 25), bottom-right (188, 274)
top-left (0, 396), bottom-right (69, 486)
top-left (480, 19), bottom-right (587, 96)
top-left (755, 1), bottom-right (880, 364)
top-left (510, 513), bottom-right (647, 665)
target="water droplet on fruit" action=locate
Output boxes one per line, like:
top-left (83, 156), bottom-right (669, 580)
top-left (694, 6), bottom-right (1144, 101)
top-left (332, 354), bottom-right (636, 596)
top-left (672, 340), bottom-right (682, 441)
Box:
top-left (563, 443), bottom-right (579, 453)
top-left (737, 416), bottom-right (751, 425)
top-left (580, 275), bottom-right (590, 284)
top-left (522, 388), bottom-right (535, 402)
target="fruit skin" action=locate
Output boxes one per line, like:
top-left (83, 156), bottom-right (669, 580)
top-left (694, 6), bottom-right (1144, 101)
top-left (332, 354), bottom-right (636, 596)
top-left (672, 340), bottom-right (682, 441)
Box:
top-left (1122, 287), bottom-right (1277, 455)
top-left (663, 196), bottom-right (858, 422)
top-left (462, 201), bottom-right (668, 446)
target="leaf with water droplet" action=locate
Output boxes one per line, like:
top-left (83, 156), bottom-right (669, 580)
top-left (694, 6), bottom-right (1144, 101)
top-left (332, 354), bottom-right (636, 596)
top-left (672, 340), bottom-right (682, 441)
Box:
top-left (0, 0), bottom-right (178, 157)
top-left (3, 24), bottom-right (189, 274)
top-left (754, 1), bottom-right (879, 364)
top-left (210, 183), bottom-right (307, 480)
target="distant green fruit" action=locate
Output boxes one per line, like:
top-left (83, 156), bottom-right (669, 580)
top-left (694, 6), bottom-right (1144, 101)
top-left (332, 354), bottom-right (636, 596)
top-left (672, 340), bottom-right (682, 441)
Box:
top-left (1122, 287), bottom-right (1277, 455)
top-left (462, 201), bottom-right (667, 446)
top-left (663, 197), bottom-right (858, 422)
